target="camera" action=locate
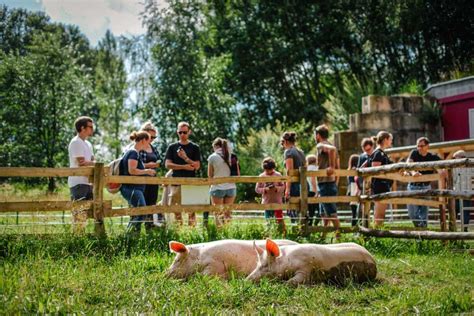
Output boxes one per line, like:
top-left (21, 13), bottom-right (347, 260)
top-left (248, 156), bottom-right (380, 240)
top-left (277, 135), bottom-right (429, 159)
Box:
top-left (177, 146), bottom-right (182, 153)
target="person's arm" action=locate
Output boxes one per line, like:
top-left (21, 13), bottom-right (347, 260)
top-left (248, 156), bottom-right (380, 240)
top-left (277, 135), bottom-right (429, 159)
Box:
top-left (327, 146), bottom-right (336, 176)
top-left (177, 146), bottom-right (201, 170)
top-left (285, 157), bottom-right (294, 197)
top-left (405, 150), bottom-right (421, 176)
top-left (256, 181), bottom-right (265, 195)
top-left (76, 157), bottom-right (95, 167)
top-left (128, 159), bottom-right (155, 176)
top-left (208, 163), bottom-right (214, 179)
top-left (165, 159), bottom-right (195, 171)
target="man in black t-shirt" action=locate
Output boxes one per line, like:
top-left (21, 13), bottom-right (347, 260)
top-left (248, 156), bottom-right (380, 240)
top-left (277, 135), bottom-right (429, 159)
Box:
top-left (405, 137), bottom-right (441, 228)
top-left (165, 122), bottom-right (201, 226)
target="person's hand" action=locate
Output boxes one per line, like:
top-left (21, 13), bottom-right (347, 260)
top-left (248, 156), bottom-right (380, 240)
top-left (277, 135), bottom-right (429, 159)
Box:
top-left (412, 171), bottom-right (422, 177)
top-left (177, 148), bottom-right (188, 160)
top-left (183, 164), bottom-right (195, 171)
top-left (285, 188), bottom-right (289, 199)
top-left (146, 162), bottom-right (159, 169)
top-left (327, 167), bottom-right (334, 176)
top-left (403, 171), bottom-right (411, 176)
top-left (264, 187), bottom-right (270, 193)
top-left (146, 169), bottom-right (156, 176)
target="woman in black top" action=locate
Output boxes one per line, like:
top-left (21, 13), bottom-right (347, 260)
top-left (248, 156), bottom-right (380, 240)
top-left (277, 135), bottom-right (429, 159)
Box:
top-left (140, 122), bottom-right (163, 228)
top-left (370, 131), bottom-right (393, 228)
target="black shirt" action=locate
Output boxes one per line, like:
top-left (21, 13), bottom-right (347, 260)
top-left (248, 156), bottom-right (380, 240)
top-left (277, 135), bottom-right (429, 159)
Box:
top-left (165, 142), bottom-right (201, 177)
top-left (120, 149), bottom-right (146, 191)
top-left (408, 150), bottom-right (441, 185)
top-left (370, 148), bottom-right (392, 185)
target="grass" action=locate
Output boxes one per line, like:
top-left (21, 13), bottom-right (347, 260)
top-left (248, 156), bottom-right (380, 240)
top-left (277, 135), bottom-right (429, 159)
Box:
top-left (1, 227), bottom-right (473, 314)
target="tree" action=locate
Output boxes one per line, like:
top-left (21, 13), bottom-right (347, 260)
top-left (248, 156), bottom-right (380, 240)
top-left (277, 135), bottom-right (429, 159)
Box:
top-left (0, 31), bottom-right (96, 190)
top-left (95, 30), bottom-right (128, 160)
top-left (141, 0), bottom-right (237, 165)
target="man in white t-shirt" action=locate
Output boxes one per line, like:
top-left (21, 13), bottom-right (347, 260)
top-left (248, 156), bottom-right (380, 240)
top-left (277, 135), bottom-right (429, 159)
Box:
top-left (68, 116), bottom-right (95, 232)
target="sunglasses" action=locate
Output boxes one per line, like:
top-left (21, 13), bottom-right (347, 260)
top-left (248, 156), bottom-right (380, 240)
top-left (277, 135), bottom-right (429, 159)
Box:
top-left (178, 131), bottom-right (188, 135)
top-left (150, 136), bottom-right (157, 140)
top-left (86, 125), bottom-right (94, 129)
top-left (417, 143), bottom-right (427, 148)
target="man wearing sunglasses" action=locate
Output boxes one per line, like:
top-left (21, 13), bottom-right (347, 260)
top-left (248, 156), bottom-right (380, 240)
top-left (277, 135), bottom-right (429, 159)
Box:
top-left (405, 137), bottom-right (441, 228)
top-left (165, 121), bottom-right (201, 226)
top-left (68, 116), bottom-right (95, 233)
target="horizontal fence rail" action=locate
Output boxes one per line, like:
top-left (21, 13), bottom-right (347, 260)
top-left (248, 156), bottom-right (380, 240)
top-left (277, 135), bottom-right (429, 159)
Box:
top-left (1, 159), bottom-right (474, 238)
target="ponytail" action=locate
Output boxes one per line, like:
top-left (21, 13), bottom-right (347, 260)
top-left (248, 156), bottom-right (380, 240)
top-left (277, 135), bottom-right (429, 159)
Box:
top-left (129, 131), bottom-right (150, 142)
top-left (212, 137), bottom-right (231, 164)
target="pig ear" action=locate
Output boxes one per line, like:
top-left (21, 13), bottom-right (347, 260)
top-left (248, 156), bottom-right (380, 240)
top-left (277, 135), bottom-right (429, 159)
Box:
top-left (266, 239), bottom-right (280, 257)
top-left (253, 240), bottom-right (264, 256)
top-left (169, 241), bottom-right (188, 253)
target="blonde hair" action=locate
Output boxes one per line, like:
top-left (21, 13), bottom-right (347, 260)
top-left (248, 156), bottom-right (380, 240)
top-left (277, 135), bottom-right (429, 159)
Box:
top-left (140, 121), bottom-right (157, 133)
top-left (453, 150), bottom-right (467, 159)
top-left (177, 121), bottom-right (190, 130)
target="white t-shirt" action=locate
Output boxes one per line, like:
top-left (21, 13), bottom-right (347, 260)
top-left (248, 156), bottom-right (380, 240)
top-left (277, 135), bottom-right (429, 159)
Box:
top-left (68, 135), bottom-right (94, 188)
top-left (307, 164), bottom-right (318, 193)
top-left (208, 151), bottom-right (236, 191)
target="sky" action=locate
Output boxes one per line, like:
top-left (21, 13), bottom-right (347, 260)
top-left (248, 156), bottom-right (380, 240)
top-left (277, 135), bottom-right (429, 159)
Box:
top-left (1, 0), bottom-right (153, 45)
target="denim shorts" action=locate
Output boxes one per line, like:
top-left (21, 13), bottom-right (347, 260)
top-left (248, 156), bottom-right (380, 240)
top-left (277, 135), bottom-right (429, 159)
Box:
top-left (210, 188), bottom-right (237, 198)
top-left (318, 182), bottom-right (338, 216)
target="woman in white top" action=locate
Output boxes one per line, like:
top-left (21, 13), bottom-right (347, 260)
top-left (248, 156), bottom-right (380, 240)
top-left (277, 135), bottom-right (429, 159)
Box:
top-left (208, 138), bottom-right (237, 226)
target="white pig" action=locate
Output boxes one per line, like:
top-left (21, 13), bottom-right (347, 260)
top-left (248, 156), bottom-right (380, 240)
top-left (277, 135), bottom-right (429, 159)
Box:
top-left (166, 239), bottom-right (298, 279)
top-left (246, 239), bottom-right (377, 286)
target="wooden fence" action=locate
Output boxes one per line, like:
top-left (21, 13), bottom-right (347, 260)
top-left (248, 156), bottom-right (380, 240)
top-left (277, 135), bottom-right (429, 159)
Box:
top-left (1, 159), bottom-right (474, 239)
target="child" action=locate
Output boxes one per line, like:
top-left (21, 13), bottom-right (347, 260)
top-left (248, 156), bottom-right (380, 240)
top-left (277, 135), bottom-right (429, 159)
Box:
top-left (306, 155), bottom-right (320, 226)
top-left (256, 157), bottom-right (286, 230)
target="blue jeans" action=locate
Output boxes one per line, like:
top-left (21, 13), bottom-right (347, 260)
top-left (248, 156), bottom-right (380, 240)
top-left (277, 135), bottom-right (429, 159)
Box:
top-left (407, 183), bottom-right (431, 227)
top-left (318, 182), bottom-right (337, 216)
top-left (456, 199), bottom-right (472, 226)
top-left (287, 183), bottom-right (300, 223)
top-left (120, 186), bottom-right (147, 233)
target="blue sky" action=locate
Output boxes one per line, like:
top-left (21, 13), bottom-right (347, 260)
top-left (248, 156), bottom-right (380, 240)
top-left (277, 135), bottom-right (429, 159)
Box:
top-left (1, 0), bottom-right (154, 45)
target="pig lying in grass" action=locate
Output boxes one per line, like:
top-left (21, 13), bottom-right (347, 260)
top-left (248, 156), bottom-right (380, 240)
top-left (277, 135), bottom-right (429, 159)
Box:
top-left (166, 239), bottom-right (298, 279)
top-left (246, 239), bottom-right (377, 286)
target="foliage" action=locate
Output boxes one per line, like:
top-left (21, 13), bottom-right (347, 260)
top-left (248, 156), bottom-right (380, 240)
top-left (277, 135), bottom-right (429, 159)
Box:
top-left (0, 31), bottom-right (96, 190)
top-left (94, 30), bottom-right (129, 160)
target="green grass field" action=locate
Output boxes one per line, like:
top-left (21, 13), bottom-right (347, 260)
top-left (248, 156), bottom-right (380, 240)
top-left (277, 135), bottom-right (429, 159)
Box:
top-left (1, 226), bottom-right (473, 314)
top-left (1, 184), bottom-right (473, 314)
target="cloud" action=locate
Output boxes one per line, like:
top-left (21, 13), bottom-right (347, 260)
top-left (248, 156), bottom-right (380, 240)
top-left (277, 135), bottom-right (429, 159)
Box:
top-left (40, 0), bottom-right (147, 45)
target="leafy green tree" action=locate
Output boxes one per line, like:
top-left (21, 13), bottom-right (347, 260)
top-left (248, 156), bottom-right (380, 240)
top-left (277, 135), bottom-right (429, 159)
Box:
top-left (141, 0), bottom-right (237, 166)
top-left (95, 30), bottom-right (128, 160)
top-left (0, 31), bottom-right (96, 190)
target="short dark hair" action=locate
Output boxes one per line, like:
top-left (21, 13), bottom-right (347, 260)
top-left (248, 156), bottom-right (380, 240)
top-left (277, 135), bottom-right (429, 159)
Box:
top-left (74, 116), bottom-right (93, 133)
top-left (315, 124), bottom-right (329, 139)
top-left (417, 137), bottom-right (430, 146)
top-left (262, 157), bottom-right (276, 170)
top-left (361, 137), bottom-right (374, 148)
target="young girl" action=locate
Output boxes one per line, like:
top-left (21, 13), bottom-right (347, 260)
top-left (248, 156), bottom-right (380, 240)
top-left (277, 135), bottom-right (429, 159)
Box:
top-left (255, 157), bottom-right (286, 230)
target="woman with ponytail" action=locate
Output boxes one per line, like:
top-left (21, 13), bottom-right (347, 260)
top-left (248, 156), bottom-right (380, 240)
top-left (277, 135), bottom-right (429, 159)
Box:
top-left (120, 131), bottom-right (157, 234)
top-left (207, 137), bottom-right (236, 226)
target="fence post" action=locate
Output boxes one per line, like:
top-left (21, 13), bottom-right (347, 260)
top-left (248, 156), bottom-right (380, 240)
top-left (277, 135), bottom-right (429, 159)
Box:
top-left (447, 169), bottom-right (457, 232)
top-left (299, 166), bottom-right (308, 234)
top-left (362, 177), bottom-right (372, 228)
top-left (93, 162), bottom-right (106, 237)
top-left (438, 174), bottom-right (447, 232)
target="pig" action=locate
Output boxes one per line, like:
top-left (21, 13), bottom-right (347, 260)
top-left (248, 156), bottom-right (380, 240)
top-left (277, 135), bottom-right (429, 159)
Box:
top-left (166, 239), bottom-right (298, 279)
top-left (246, 239), bottom-right (377, 286)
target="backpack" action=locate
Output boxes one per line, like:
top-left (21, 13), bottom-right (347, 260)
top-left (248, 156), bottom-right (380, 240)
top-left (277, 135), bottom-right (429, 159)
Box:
top-left (367, 148), bottom-right (393, 186)
top-left (106, 157), bottom-right (122, 194)
top-left (230, 153), bottom-right (240, 176)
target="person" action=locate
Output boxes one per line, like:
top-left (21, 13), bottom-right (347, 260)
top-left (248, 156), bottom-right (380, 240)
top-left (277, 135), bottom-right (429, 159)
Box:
top-left (165, 122), bottom-right (201, 226)
top-left (404, 137), bottom-right (441, 228)
top-left (120, 131), bottom-right (156, 233)
top-left (138, 122), bottom-right (164, 229)
top-left (281, 131), bottom-right (306, 224)
top-left (255, 157), bottom-right (285, 231)
top-left (368, 131), bottom-right (393, 228)
top-left (207, 137), bottom-right (237, 226)
top-left (347, 154), bottom-right (360, 226)
top-left (355, 137), bottom-right (375, 225)
top-left (452, 150), bottom-right (472, 232)
top-left (68, 116), bottom-right (95, 233)
top-left (314, 124), bottom-right (340, 237)
top-left (306, 155), bottom-right (320, 226)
